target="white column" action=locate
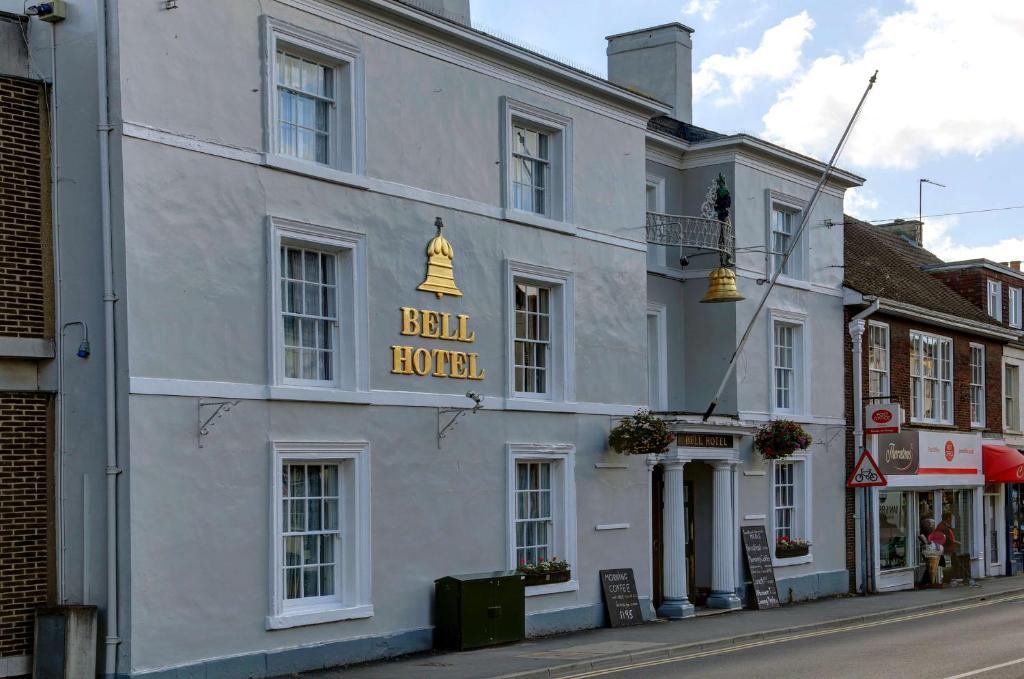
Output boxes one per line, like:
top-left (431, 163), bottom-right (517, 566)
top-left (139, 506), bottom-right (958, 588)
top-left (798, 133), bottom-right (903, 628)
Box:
top-left (657, 456), bottom-right (695, 619)
top-left (707, 461), bottom-right (742, 609)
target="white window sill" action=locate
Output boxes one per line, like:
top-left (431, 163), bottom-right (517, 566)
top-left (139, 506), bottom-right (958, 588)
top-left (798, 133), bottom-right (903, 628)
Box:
top-left (502, 207), bottom-right (576, 236)
top-left (772, 553), bottom-right (813, 568)
top-left (772, 276), bottom-right (812, 291)
top-left (525, 579), bottom-right (579, 597)
top-left (267, 603), bottom-right (373, 630)
top-left (269, 385), bottom-right (371, 404)
top-left (263, 153), bottom-right (370, 190)
top-left (909, 419), bottom-right (955, 427)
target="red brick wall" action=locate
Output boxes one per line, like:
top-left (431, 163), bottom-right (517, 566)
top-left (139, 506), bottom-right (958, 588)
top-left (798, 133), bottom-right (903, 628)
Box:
top-left (844, 310), bottom-right (1004, 589)
top-left (0, 75), bottom-right (47, 338)
top-left (932, 267), bottom-right (1024, 330)
top-left (0, 393), bottom-right (51, 660)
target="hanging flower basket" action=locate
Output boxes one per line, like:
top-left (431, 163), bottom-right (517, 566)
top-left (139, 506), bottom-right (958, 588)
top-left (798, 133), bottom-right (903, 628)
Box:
top-left (517, 558), bottom-right (571, 587)
top-left (608, 409), bottom-right (675, 456)
top-left (754, 420), bottom-right (812, 460)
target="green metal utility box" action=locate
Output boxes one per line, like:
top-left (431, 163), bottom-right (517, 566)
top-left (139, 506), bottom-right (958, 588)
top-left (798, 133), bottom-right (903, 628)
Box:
top-left (434, 570), bottom-right (525, 651)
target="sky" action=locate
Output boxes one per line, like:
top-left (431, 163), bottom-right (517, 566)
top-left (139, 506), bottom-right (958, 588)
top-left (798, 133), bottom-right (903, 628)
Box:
top-left (470, 0), bottom-right (1024, 263)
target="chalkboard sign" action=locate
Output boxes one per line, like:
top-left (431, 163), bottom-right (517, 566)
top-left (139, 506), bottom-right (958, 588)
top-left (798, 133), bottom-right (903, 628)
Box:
top-left (599, 568), bottom-right (644, 627)
top-left (740, 526), bottom-right (780, 610)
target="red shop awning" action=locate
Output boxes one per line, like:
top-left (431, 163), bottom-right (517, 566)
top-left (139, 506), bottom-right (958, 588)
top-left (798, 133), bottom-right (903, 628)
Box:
top-left (983, 444), bottom-right (1024, 483)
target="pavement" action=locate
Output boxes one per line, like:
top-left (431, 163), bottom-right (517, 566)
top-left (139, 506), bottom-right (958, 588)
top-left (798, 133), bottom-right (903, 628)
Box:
top-left (278, 576), bottom-right (1024, 679)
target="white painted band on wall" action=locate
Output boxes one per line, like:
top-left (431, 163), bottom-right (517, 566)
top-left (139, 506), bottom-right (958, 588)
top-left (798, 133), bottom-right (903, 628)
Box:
top-left (594, 463), bottom-right (628, 469)
top-left (595, 523), bottom-right (630, 531)
top-left (743, 470), bottom-right (766, 476)
top-left (743, 514), bottom-right (767, 520)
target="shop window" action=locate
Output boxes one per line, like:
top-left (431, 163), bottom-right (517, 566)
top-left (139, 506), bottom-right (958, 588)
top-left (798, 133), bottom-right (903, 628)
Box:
top-left (878, 490), bottom-right (909, 570)
top-left (507, 444), bottom-right (578, 594)
top-left (969, 344), bottom-right (985, 428)
top-left (1006, 363), bottom-right (1021, 432)
top-left (269, 217), bottom-right (368, 392)
top-left (867, 322), bottom-right (889, 399)
top-left (262, 17), bottom-right (364, 177)
top-left (268, 442), bottom-right (371, 629)
top-left (501, 98), bottom-right (572, 224)
top-left (506, 261), bottom-right (574, 402)
top-left (909, 330), bottom-right (953, 424)
top-left (987, 279), bottom-right (1002, 321)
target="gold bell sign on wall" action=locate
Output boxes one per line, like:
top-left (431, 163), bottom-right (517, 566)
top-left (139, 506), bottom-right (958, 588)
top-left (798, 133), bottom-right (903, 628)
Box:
top-left (417, 217), bottom-right (462, 298)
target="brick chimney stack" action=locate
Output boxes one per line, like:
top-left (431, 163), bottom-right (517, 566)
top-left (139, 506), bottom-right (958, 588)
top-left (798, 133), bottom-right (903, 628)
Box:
top-left (1005, 260), bottom-right (1022, 271)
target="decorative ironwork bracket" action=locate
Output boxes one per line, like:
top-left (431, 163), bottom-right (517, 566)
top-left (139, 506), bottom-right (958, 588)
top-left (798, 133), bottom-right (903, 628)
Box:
top-left (198, 399), bottom-right (240, 448)
top-left (437, 392), bottom-right (484, 449)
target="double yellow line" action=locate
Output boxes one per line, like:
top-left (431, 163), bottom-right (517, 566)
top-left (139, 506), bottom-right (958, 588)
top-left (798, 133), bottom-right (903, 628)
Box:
top-left (560, 593), bottom-right (1024, 678)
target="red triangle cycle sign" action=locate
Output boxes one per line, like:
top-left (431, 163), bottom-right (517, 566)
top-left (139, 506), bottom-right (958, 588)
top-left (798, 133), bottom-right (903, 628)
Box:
top-left (846, 450), bottom-right (887, 488)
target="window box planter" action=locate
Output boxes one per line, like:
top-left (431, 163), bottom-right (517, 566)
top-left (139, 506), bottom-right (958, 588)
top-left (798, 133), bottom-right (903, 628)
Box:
top-left (520, 569), bottom-right (571, 587)
top-left (775, 544), bottom-right (810, 559)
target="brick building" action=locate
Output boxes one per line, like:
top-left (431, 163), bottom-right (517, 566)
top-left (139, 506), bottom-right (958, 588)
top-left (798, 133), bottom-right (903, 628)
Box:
top-left (922, 256), bottom-right (1024, 572)
top-left (842, 218), bottom-right (1020, 593)
top-left (0, 14), bottom-right (55, 679)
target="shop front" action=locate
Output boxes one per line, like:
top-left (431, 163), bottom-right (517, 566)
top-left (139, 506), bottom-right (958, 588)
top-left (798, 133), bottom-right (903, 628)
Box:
top-left (872, 430), bottom-right (984, 591)
top-left (980, 443), bottom-right (1024, 576)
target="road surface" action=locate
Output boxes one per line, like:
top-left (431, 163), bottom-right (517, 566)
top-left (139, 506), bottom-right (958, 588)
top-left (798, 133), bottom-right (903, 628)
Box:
top-left (561, 594), bottom-right (1024, 678)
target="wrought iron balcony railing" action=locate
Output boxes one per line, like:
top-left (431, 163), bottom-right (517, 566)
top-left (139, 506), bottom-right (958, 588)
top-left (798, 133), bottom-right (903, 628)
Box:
top-left (645, 212), bottom-right (735, 262)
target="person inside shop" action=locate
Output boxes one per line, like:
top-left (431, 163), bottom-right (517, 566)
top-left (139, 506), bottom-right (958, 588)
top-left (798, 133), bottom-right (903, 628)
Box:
top-left (918, 518), bottom-right (938, 586)
top-left (934, 512), bottom-right (963, 580)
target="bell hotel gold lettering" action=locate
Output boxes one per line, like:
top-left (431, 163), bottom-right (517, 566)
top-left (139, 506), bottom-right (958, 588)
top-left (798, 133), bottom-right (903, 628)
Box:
top-left (391, 218), bottom-right (484, 381)
top-left (391, 309), bottom-right (484, 380)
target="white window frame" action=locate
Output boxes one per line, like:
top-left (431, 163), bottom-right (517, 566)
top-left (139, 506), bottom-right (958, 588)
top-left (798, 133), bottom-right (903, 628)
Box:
top-left (1009, 287), bottom-right (1022, 329)
top-left (969, 342), bottom-right (986, 429)
top-left (268, 441), bottom-right (372, 629)
top-left (987, 279), bottom-right (1003, 321)
top-left (909, 330), bottom-right (954, 425)
top-left (765, 191), bottom-right (808, 283)
top-left (505, 260), bottom-right (574, 403)
top-left (867, 321), bottom-right (890, 399)
top-left (646, 302), bottom-right (668, 411)
top-left (268, 216), bottom-right (369, 393)
top-left (645, 175), bottom-right (667, 269)
top-left (1006, 361), bottom-right (1022, 433)
top-left (261, 16), bottom-right (366, 182)
top-left (769, 310), bottom-right (809, 415)
top-left (770, 455), bottom-right (812, 567)
top-left (501, 97), bottom-right (573, 230)
top-left (506, 443), bottom-right (578, 596)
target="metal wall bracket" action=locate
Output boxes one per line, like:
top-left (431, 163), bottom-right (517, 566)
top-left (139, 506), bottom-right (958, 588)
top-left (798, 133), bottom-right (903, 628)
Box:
top-left (437, 392), bottom-right (484, 449)
top-left (198, 399), bottom-right (240, 448)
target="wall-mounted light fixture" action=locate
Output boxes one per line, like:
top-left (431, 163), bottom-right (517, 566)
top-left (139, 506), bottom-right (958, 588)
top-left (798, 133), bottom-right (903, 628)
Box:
top-left (62, 321), bottom-right (90, 359)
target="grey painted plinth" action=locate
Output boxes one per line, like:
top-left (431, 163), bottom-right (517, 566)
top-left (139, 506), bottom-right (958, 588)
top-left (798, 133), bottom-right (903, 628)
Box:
top-left (657, 597), bottom-right (695, 619)
top-left (706, 590), bottom-right (743, 610)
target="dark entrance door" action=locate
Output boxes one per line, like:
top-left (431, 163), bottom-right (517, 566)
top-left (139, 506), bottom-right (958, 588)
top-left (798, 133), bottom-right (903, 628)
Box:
top-left (652, 465), bottom-right (663, 608)
top-left (685, 480), bottom-right (695, 597)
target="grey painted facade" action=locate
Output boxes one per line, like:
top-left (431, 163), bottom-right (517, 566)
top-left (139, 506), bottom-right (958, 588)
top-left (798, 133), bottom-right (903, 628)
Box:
top-left (10, 0), bottom-right (866, 676)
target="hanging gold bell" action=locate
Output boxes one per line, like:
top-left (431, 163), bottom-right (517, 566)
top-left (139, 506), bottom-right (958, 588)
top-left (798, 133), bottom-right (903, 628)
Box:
top-left (417, 217), bottom-right (463, 298)
top-left (700, 266), bottom-right (745, 303)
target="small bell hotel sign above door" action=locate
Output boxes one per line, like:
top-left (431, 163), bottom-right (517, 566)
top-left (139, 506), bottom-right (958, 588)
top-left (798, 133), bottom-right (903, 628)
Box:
top-left (676, 432), bottom-right (733, 449)
top-left (391, 219), bottom-right (485, 381)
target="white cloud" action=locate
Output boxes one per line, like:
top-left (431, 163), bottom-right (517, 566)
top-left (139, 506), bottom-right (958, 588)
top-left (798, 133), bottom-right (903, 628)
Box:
top-left (761, 0), bottom-right (1024, 169)
top-left (923, 216), bottom-right (1024, 263)
top-left (683, 0), bottom-right (719, 21)
top-left (844, 187), bottom-right (879, 218)
top-left (693, 12), bottom-right (815, 106)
